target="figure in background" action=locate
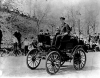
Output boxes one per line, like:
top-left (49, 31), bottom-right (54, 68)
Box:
top-left (44, 29), bottom-right (51, 45)
top-left (88, 35), bottom-right (91, 43)
top-left (96, 33), bottom-right (99, 42)
top-left (45, 29), bottom-right (50, 36)
top-left (52, 27), bottom-right (60, 46)
top-left (14, 30), bottom-right (22, 49)
top-left (0, 28), bottom-right (2, 49)
top-left (24, 38), bottom-right (29, 56)
top-left (39, 29), bottom-right (44, 35)
top-left (55, 28), bottom-right (60, 36)
top-left (12, 36), bottom-right (18, 56)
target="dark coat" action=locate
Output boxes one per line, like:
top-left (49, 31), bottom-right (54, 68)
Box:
top-left (0, 30), bottom-right (2, 40)
top-left (14, 31), bottom-right (21, 42)
top-left (60, 23), bottom-right (71, 34)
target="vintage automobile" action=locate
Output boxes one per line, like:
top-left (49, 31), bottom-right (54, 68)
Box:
top-left (26, 34), bottom-right (87, 75)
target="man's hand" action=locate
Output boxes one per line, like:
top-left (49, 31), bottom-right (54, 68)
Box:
top-left (62, 32), bottom-right (68, 35)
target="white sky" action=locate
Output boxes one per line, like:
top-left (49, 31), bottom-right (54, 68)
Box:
top-left (1, 0), bottom-right (93, 5)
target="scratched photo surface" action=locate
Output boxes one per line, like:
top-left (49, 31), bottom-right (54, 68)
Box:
top-left (0, 0), bottom-right (100, 78)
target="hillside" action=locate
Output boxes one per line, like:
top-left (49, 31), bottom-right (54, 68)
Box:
top-left (0, 10), bottom-right (38, 48)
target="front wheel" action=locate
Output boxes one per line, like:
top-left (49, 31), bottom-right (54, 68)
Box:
top-left (73, 48), bottom-right (86, 70)
top-left (46, 51), bottom-right (61, 75)
top-left (26, 49), bottom-right (41, 70)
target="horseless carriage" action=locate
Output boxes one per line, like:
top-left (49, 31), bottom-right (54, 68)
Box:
top-left (26, 33), bottom-right (88, 75)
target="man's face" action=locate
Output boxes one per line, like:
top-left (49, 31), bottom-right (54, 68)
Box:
top-left (60, 19), bottom-right (65, 24)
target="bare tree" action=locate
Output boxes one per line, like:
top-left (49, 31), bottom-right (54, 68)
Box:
top-left (45, 15), bottom-right (58, 35)
top-left (69, 7), bottom-right (77, 34)
top-left (84, 1), bottom-right (100, 36)
top-left (32, 1), bottom-right (51, 34)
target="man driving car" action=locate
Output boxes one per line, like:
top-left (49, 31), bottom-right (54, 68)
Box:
top-left (53, 17), bottom-right (71, 48)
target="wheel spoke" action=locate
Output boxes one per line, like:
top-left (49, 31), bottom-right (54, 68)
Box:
top-left (51, 66), bottom-right (54, 73)
top-left (51, 54), bottom-right (54, 60)
top-left (47, 64), bottom-right (52, 68)
top-left (31, 61), bottom-right (33, 67)
top-left (35, 60), bottom-right (39, 65)
top-left (28, 55), bottom-right (32, 58)
top-left (75, 63), bottom-right (79, 69)
top-left (53, 66), bottom-right (56, 73)
top-left (47, 61), bottom-right (51, 64)
top-left (54, 60), bottom-right (60, 65)
top-left (80, 51), bottom-right (84, 55)
top-left (51, 66), bottom-right (55, 73)
top-left (81, 57), bottom-right (85, 62)
top-left (28, 58), bottom-right (32, 61)
top-left (56, 55), bottom-right (60, 60)
top-left (81, 60), bottom-right (85, 65)
top-left (35, 61), bottom-right (37, 67)
top-left (55, 63), bottom-right (60, 68)
top-left (77, 50), bottom-right (80, 54)
top-left (36, 58), bottom-right (40, 60)
top-left (81, 59), bottom-right (85, 62)
top-left (48, 57), bottom-right (52, 61)
top-left (28, 56), bottom-right (32, 60)
top-left (47, 61), bottom-right (53, 69)
top-left (81, 55), bottom-right (85, 58)
top-left (53, 54), bottom-right (55, 60)
top-left (29, 61), bottom-right (33, 66)
top-left (32, 61), bottom-right (36, 67)
top-left (48, 55), bottom-right (53, 62)
top-left (80, 60), bottom-right (84, 68)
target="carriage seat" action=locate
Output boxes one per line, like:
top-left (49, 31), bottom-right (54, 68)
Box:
top-left (38, 34), bottom-right (51, 46)
top-left (38, 34), bottom-right (45, 43)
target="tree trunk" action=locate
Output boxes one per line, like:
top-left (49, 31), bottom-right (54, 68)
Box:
top-left (87, 25), bottom-right (89, 35)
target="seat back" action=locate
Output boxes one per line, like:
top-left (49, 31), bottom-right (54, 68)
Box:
top-left (38, 34), bottom-right (45, 43)
top-left (45, 35), bottom-right (51, 45)
top-left (38, 34), bottom-right (51, 45)
top-left (59, 36), bottom-right (78, 50)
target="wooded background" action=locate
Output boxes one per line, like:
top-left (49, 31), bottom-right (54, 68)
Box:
top-left (0, 0), bottom-right (100, 45)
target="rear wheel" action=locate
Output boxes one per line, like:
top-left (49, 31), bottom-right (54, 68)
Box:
top-left (73, 48), bottom-right (86, 70)
top-left (26, 49), bottom-right (41, 70)
top-left (46, 51), bottom-right (61, 75)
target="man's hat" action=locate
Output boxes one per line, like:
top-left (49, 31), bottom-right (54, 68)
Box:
top-left (60, 17), bottom-right (65, 20)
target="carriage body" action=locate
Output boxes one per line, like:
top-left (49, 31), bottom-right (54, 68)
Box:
top-left (26, 34), bottom-right (87, 75)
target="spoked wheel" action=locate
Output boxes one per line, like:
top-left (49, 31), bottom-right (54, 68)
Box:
top-left (46, 51), bottom-right (61, 75)
top-left (26, 49), bottom-right (41, 70)
top-left (73, 48), bottom-right (86, 70)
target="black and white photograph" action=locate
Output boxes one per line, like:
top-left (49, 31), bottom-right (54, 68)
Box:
top-left (0, 0), bottom-right (100, 78)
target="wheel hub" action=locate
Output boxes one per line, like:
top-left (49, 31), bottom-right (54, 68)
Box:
top-left (51, 60), bottom-right (55, 66)
top-left (32, 57), bottom-right (36, 61)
